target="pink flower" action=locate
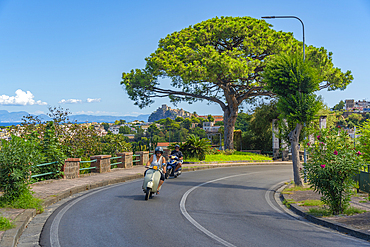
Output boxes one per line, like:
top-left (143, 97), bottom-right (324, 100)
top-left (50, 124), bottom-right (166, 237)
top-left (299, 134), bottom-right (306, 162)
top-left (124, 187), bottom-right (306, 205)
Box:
top-left (320, 164), bottom-right (326, 168)
top-left (307, 143), bottom-right (310, 147)
top-left (334, 150), bottom-right (338, 155)
top-left (299, 167), bottom-right (302, 171)
top-left (317, 135), bottom-right (321, 140)
top-left (357, 151), bottom-right (362, 156)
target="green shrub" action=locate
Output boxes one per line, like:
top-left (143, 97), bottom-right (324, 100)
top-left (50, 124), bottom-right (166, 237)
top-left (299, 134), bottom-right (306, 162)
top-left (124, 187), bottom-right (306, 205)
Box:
top-left (0, 190), bottom-right (43, 213)
top-left (171, 135), bottom-right (210, 161)
top-left (0, 216), bottom-right (15, 231)
top-left (305, 127), bottom-right (363, 215)
top-left (30, 122), bottom-right (66, 181)
top-left (0, 136), bottom-right (42, 201)
top-left (358, 119), bottom-right (370, 162)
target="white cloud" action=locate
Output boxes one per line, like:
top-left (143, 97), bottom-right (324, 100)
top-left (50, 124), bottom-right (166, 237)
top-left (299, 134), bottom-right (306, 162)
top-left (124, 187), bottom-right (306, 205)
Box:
top-left (59, 99), bottom-right (82, 104)
top-left (0, 89), bottom-right (47, 106)
top-left (86, 98), bottom-right (101, 103)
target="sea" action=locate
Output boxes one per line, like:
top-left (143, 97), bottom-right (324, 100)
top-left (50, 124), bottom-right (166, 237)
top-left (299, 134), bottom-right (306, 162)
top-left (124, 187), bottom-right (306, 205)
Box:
top-left (0, 122), bottom-right (22, 127)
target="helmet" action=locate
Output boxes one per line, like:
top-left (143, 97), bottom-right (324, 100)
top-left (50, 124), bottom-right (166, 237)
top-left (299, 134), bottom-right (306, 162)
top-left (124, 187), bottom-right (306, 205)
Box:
top-left (155, 146), bottom-right (163, 153)
top-left (175, 145), bottom-right (180, 148)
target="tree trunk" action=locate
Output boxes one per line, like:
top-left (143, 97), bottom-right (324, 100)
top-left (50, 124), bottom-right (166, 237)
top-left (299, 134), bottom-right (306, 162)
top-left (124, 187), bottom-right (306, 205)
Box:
top-left (223, 106), bottom-right (238, 150)
top-left (288, 123), bottom-right (304, 186)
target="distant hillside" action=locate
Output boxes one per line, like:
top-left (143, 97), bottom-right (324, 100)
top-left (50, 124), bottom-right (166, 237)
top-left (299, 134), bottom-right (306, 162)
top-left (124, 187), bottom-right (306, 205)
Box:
top-left (0, 110), bottom-right (149, 123)
top-left (148, 104), bottom-right (192, 122)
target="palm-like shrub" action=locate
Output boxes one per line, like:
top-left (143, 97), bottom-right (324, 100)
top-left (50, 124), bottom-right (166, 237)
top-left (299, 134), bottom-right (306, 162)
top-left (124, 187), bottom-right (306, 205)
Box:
top-left (170, 135), bottom-right (210, 161)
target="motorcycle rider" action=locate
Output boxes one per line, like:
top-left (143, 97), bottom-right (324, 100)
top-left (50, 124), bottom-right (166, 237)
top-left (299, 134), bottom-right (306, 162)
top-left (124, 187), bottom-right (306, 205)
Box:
top-left (170, 144), bottom-right (183, 175)
top-left (145, 147), bottom-right (166, 194)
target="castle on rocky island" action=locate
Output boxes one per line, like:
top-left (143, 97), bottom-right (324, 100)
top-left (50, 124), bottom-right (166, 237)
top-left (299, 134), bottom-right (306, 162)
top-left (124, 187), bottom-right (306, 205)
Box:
top-left (148, 104), bottom-right (193, 122)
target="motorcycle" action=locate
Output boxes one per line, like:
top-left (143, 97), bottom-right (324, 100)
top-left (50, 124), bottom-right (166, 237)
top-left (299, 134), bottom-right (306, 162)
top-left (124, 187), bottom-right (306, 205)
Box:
top-left (165, 155), bottom-right (182, 179)
top-left (142, 165), bottom-right (161, 200)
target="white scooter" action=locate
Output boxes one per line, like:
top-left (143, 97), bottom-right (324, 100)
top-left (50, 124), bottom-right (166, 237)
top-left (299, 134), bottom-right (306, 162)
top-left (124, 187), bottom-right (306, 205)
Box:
top-left (142, 165), bottom-right (162, 200)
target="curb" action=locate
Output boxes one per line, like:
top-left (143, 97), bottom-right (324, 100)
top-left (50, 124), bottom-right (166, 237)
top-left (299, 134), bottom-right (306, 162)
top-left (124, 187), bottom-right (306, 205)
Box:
top-left (0, 162), bottom-right (290, 246)
top-left (279, 186), bottom-right (370, 241)
top-left (0, 209), bottom-right (36, 247)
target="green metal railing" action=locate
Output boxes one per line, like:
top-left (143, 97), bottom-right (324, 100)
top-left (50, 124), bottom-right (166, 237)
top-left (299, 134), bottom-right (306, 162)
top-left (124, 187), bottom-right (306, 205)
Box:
top-left (110, 156), bottom-right (122, 167)
top-left (132, 154), bottom-right (141, 164)
top-left (29, 152), bottom-right (147, 180)
top-left (354, 165), bottom-right (370, 193)
top-left (79, 159), bottom-right (97, 171)
top-left (31, 161), bottom-right (60, 178)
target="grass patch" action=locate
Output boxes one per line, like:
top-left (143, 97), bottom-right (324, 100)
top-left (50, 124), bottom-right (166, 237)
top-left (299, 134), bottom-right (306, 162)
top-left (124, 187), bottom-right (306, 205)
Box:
top-left (307, 207), bottom-right (332, 217)
top-left (359, 200), bottom-right (368, 203)
top-left (297, 199), bottom-right (324, 207)
top-left (282, 199), bottom-right (296, 209)
top-left (0, 190), bottom-right (43, 213)
top-left (281, 191), bottom-right (292, 194)
top-left (307, 206), bottom-right (366, 217)
top-left (345, 206), bottom-right (366, 216)
top-left (184, 153), bottom-right (272, 163)
top-left (284, 186), bottom-right (312, 192)
top-left (0, 216), bottom-right (15, 231)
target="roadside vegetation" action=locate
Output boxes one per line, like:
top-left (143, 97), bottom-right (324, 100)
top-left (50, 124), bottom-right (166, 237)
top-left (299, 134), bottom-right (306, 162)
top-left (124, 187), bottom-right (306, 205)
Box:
top-left (0, 216), bottom-right (15, 231)
top-left (0, 191), bottom-right (43, 213)
top-left (185, 152), bottom-right (271, 162)
top-left (282, 184), bottom-right (367, 217)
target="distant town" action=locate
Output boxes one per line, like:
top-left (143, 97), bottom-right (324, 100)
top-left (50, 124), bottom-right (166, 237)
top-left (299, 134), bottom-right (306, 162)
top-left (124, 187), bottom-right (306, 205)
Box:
top-left (0, 104), bottom-right (224, 148)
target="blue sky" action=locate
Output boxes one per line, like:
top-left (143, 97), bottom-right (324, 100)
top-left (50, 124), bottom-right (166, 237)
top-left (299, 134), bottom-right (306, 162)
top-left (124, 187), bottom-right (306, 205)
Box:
top-left (0, 0), bottom-right (369, 117)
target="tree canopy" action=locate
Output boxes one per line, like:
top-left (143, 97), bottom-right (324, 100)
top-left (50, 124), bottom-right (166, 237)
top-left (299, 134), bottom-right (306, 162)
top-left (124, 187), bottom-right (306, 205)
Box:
top-left (121, 16), bottom-right (353, 149)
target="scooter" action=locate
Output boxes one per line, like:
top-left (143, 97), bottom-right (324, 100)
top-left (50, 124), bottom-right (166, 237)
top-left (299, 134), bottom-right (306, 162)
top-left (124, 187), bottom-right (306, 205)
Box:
top-left (142, 165), bottom-right (161, 200)
top-left (165, 155), bottom-right (182, 179)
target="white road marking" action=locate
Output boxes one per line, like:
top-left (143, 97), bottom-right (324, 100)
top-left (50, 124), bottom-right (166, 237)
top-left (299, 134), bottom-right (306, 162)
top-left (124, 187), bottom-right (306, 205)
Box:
top-left (49, 182), bottom-right (135, 247)
top-left (180, 172), bottom-right (260, 247)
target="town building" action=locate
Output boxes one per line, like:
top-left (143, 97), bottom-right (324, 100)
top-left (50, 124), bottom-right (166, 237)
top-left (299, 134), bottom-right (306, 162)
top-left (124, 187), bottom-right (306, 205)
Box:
top-left (345, 99), bottom-right (370, 111)
top-left (202, 121), bottom-right (221, 132)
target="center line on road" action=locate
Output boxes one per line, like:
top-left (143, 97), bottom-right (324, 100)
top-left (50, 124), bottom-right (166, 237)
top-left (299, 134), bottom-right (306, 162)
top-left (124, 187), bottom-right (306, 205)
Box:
top-left (180, 172), bottom-right (260, 247)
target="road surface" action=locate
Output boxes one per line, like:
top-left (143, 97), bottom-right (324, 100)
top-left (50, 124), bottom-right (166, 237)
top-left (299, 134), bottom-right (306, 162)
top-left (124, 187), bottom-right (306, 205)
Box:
top-left (40, 165), bottom-right (370, 247)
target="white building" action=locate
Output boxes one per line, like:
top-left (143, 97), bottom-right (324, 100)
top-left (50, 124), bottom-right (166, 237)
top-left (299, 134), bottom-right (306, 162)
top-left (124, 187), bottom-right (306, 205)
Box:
top-left (203, 122), bottom-right (220, 132)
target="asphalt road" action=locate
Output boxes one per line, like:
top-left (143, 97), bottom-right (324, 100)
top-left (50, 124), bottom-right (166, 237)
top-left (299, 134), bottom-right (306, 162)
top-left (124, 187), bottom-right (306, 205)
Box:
top-left (40, 165), bottom-right (370, 247)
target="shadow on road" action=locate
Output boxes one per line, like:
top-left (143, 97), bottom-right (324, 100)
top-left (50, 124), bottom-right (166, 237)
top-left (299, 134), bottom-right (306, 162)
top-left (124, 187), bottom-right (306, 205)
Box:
top-left (116, 194), bottom-right (146, 201)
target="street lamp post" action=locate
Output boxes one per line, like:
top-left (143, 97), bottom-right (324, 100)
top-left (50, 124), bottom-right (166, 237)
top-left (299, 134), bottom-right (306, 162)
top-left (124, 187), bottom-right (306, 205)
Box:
top-left (262, 15), bottom-right (307, 182)
top-left (261, 16), bottom-right (305, 61)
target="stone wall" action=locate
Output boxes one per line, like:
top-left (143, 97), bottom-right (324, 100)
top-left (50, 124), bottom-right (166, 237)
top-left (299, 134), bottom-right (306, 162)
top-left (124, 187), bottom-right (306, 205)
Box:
top-left (90, 155), bottom-right (111, 173)
top-left (62, 158), bottom-right (80, 179)
top-left (116, 152), bottom-right (133, 168)
top-left (135, 151), bottom-right (149, 166)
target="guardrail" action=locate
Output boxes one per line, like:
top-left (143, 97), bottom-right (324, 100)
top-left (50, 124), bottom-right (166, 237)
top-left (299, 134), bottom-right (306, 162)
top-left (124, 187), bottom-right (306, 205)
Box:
top-left (354, 165), bottom-right (370, 193)
top-left (133, 154), bottom-right (141, 164)
top-left (31, 161), bottom-right (60, 178)
top-left (79, 159), bottom-right (97, 172)
top-left (28, 151), bottom-right (148, 181)
top-left (110, 156), bottom-right (122, 168)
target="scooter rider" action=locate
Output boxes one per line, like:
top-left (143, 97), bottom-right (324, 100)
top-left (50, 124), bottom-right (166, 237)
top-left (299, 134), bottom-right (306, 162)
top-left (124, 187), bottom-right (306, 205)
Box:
top-left (170, 145), bottom-right (183, 175)
top-left (145, 147), bottom-right (166, 194)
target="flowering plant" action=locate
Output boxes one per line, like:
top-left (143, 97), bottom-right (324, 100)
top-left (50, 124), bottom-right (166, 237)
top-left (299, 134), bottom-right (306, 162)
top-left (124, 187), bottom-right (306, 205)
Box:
top-left (304, 127), bottom-right (363, 215)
